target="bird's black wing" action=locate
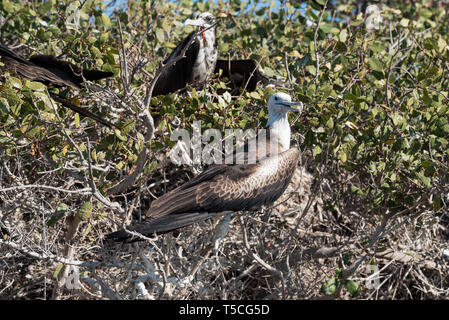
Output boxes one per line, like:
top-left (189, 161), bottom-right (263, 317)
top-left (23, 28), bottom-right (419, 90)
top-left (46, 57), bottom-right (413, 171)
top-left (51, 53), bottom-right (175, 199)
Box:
top-left (152, 32), bottom-right (200, 96)
top-left (1, 45), bottom-right (113, 89)
top-left (0, 44), bottom-right (33, 65)
top-left (29, 54), bottom-right (113, 89)
top-left (214, 59), bottom-right (265, 92)
top-left (1, 44), bottom-right (115, 128)
top-left (214, 59), bottom-right (288, 94)
top-left (0, 44), bottom-right (72, 87)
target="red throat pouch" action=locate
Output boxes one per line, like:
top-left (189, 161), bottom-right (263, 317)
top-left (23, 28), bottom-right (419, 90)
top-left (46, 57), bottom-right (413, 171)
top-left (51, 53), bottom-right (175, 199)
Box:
top-left (200, 26), bottom-right (206, 45)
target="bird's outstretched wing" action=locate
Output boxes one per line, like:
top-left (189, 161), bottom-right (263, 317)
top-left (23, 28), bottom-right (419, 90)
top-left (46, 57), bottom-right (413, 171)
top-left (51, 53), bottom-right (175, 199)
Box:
top-left (1, 44), bottom-right (113, 88)
top-left (106, 148), bottom-right (299, 241)
top-left (1, 44), bottom-right (73, 87)
top-left (29, 54), bottom-right (113, 89)
top-left (0, 44), bottom-right (115, 128)
top-left (152, 32), bottom-right (200, 96)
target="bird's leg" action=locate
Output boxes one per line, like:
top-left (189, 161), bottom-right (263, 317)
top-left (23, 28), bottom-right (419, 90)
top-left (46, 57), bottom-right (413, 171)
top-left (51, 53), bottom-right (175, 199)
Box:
top-left (212, 213), bottom-right (232, 256)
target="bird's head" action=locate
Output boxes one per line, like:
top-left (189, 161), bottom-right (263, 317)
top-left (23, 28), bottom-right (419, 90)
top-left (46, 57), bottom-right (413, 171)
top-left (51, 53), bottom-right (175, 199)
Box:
top-left (184, 12), bottom-right (217, 30)
top-left (267, 92), bottom-right (303, 115)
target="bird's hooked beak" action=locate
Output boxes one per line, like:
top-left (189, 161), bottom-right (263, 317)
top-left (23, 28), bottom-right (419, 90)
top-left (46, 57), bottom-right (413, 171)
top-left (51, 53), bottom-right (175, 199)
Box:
top-left (280, 101), bottom-right (303, 113)
top-left (184, 18), bottom-right (208, 44)
top-left (184, 18), bottom-right (207, 28)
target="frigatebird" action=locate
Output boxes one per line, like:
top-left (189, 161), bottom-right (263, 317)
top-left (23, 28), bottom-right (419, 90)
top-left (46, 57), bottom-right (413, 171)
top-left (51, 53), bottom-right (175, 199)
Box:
top-left (150, 13), bottom-right (284, 97)
top-left (152, 12), bottom-right (218, 96)
top-left (107, 92), bottom-right (303, 242)
top-left (0, 43), bottom-right (115, 128)
top-left (214, 59), bottom-right (288, 96)
top-left (214, 59), bottom-right (267, 94)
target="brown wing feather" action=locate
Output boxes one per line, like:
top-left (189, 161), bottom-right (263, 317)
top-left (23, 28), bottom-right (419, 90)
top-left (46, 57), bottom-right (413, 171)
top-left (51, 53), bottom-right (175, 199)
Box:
top-left (146, 148), bottom-right (299, 218)
top-left (107, 148), bottom-right (299, 241)
top-left (0, 55), bottom-right (72, 88)
top-left (199, 148), bottom-right (299, 211)
top-left (224, 129), bottom-right (282, 164)
top-left (1, 44), bottom-right (115, 128)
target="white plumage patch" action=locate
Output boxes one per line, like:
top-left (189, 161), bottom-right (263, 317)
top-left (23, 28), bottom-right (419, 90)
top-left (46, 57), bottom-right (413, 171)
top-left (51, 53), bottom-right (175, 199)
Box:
top-left (191, 28), bottom-right (217, 85)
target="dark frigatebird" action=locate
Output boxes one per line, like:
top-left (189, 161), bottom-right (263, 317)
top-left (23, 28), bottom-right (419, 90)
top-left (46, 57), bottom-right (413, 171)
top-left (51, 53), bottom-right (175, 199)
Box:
top-left (107, 92), bottom-right (303, 242)
top-left (213, 59), bottom-right (287, 96)
top-left (150, 13), bottom-right (284, 97)
top-left (0, 43), bottom-right (115, 128)
top-left (152, 12), bottom-right (218, 96)
top-left (214, 59), bottom-right (267, 94)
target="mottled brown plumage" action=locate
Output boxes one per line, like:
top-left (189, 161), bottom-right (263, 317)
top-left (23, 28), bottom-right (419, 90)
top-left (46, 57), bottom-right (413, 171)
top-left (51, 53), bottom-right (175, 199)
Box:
top-left (107, 92), bottom-right (303, 242)
top-left (147, 147), bottom-right (299, 220)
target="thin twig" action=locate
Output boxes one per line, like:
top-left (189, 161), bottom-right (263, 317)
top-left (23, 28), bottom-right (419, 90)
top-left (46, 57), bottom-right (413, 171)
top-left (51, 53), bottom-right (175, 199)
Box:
top-left (314, 0), bottom-right (328, 82)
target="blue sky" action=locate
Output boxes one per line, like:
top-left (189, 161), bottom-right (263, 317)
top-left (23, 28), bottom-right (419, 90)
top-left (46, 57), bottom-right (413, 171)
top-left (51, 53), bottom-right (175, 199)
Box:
top-left (104, 0), bottom-right (288, 17)
top-left (102, 1), bottom-right (341, 23)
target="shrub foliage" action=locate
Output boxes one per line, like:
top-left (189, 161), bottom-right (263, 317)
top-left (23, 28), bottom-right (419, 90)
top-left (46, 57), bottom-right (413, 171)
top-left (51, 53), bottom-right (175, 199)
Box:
top-left (0, 0), bottom-right (448, 300)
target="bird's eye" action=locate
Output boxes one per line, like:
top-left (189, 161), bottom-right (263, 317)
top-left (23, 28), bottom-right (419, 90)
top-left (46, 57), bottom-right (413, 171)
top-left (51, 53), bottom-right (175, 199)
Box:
top-left (275, 97), bottom-right (278, 101)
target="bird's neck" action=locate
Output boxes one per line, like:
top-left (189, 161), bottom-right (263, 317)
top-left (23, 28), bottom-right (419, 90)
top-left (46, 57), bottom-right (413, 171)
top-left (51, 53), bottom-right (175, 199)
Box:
top-left (198, 27), bottom-right (216, 47)
top-left (266, 111), bottom-right (291, 152)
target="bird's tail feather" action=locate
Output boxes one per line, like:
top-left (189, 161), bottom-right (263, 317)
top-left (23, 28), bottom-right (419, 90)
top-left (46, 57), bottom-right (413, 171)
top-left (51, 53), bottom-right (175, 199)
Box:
top-left (106, 211), bottom-right (230, 243)
top-left (82, 69), bottom-right (114, 81)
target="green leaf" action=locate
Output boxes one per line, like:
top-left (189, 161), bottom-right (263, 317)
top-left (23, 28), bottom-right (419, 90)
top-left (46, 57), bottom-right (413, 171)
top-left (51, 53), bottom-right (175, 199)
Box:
top-left (2, 0), bottom-right (15, 13)
top-left (25, 81), bottom-right (46, 92)
top-left (101, 13), bottom-right (111, 28)
top-left (321, 277), bottom-right (339, 295)
top-left (419, 9), bottom-right (432, 19)
top-left (47, 203), bottom-right (69, 227)
top-left (263, 67), bottom-right (275, 77)
top-left (338, 151), bottom-right (347, 163)
top-left (156, 28), bottom-right (165, 43)
top-left (351, 19), bottom-right (364, 27)
top-left (417, 171), bottom-right (431, 188)
top-left (8, 76), bottom-right (22, 89)
top-left (320, 23), bottom-right (334, 34)
top-left (344, 280), bottom-right (360, 297)
top-left (114, 129), bottom-right (127, 141)
top-left (433, 196), bottom-right (441, 211)
top-left (249, 91), bottom-right (261, 100)
top-left (79, 201), bottom-right (92, 221)
top-left (351, 185), bottom-right (364, 196)
top-left (53, 264), bottom-right (64, 279)
top-left (74, 113), bottom-right (80, 128)
top-left (369, 57), bottom-right (383, 72)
